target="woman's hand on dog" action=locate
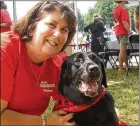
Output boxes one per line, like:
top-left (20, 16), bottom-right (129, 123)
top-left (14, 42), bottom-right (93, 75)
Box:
top-left (46, 110), bottom-right (76, 125)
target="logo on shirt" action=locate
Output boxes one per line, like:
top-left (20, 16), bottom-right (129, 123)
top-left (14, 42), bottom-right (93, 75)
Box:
top-left (39, 81), bottom-right (55, 92)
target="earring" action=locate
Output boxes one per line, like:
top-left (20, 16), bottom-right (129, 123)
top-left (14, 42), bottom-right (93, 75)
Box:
top-left (29, 32), bottom-right (33, 37)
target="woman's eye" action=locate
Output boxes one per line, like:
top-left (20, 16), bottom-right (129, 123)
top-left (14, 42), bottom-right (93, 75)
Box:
top-left (61, 28), bottom-right (69, 34)
top-left (47, 23), bottom-right (55, 28)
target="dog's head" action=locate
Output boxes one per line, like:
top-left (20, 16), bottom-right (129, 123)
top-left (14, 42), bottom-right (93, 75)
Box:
top-left (58, 52), bottom-right (107, 104)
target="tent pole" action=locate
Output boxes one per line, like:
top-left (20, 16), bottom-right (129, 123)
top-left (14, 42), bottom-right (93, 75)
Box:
top-left (13, 1), bottom-right (17, 22)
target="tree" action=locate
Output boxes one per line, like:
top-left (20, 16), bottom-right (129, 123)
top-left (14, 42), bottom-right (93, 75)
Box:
top-left (127, 6), bottom-right (136, 31)
top-left (83, 7), bottom-right (95, 25)
top-left (77, 10), bottom-right (85, 32)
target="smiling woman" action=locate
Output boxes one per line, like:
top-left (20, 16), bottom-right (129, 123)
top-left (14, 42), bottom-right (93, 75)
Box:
top-left (1, 1), bottom-right (77, 126)
top-left (25, 11), bottom-right (70, 63)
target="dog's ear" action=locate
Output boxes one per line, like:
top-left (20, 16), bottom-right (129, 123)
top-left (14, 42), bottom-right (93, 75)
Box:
top-left (100, 59), bottom-right (107, 88)
top-left (58, 60), bottom-right (68, 94)
top-left (60, 60), bottom-right (67, 77)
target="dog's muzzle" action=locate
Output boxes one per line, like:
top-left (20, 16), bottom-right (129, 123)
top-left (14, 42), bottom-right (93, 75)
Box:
top-left (78, 63), bottom-right (101, 97)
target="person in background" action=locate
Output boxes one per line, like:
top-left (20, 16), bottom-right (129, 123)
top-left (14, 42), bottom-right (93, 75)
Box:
top-left (113, 1), bottom-right (130, 72)
top-left (0, 1), bottom-right (12, 32)
top-left (134, 6), bottom-right (139, 33)
top-left (84, 13), bottom-right (106, 55)
top-left (1, 1), bottom-right (77, 126)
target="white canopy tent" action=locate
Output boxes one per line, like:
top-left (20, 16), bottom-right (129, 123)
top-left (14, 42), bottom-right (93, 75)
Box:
top-left (128, 1), bottom-right (139, 6)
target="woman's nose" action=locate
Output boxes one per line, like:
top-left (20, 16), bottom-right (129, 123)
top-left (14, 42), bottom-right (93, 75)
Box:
top-left (53, 28), bottom-right (61, 37)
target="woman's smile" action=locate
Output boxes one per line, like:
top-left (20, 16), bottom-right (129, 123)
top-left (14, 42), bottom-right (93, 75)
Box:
top-left (45, 39), bottom-right (58, 47)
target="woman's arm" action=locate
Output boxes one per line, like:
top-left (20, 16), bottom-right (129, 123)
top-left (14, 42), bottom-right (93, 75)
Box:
top-left (134, 12), bottom-right (139, 33)
top-left (1, 99), bottom-right (42, 125)
top-left (84, 23), bottom-right (91, 33)
top-left (99, 21), bottom-right (106, 32)
top-left (122, 21), bottom-right (130, 33)
top-left (1, 99), bottom-right (75, 126)
top-left (135, 22), bottom-right (139, 33)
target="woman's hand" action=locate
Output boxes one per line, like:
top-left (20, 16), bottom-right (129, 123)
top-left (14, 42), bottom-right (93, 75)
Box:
top-left (46, 110), bottom-right (76, 125)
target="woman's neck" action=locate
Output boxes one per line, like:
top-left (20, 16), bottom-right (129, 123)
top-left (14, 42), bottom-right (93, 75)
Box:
top-left (25, 42), bottom-right (48, 66)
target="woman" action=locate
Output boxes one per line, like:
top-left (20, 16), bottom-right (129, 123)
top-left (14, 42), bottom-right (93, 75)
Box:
top-left (0, 1), bottom-right (12, 32)
top-left (113, 1), bottom-right (130, 72)
top-left (134, 6), bottom-right (139, 33)
top-left (1, 1), bottom-right (76, 125)
top-left (84, 13), bottom-right (106, 55)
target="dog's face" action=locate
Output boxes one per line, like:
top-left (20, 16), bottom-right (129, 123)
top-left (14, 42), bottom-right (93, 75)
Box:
top-left (58, 52), bottom-right (107, 104)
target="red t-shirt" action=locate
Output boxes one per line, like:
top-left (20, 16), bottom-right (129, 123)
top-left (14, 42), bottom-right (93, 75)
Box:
top-left (0, 9), bottom-right (12, 32)
top-left (113, 6), bottom-right (130, 36)
top-left (1, 32), bottom-right (67, 115)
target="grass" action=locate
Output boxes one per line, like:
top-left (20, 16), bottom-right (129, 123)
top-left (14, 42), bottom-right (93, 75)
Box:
top-left (105, 68), bottom-right (139, 126)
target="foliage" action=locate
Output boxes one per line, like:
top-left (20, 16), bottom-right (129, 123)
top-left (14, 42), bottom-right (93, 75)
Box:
top-left (106, 68), bottom-right (138, 125)
top-left (83, 7), bottom-right (95, 25)
top-left (77, 10), bottom-right (85, 32)
top-left (127, 6), bottom-right (137, 32)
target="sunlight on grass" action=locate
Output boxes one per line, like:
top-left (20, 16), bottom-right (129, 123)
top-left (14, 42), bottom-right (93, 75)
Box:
top-left (105, 68), bottom-right (138, 125)
top-left (108, 80), bottom-right (124, 85)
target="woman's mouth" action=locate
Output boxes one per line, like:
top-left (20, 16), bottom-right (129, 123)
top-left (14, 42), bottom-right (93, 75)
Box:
top-left (46, 39), bottom-right (58, 46)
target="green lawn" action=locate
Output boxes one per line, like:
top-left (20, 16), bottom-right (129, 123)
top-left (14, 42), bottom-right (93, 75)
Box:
top-left (106, 68), bottom-right (139, 125)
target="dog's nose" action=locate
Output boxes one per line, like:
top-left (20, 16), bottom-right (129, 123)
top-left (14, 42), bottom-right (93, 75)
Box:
top-left (88, 65), bottom-right (99, 74)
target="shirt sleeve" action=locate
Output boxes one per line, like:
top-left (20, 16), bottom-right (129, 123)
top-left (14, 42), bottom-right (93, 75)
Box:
top-left (113, 8), bottom-right (120, 21)
top-left (1, 33), bottom-right (19, 101)
top-left (1, 9), bottom-right (12, 25)
top-left (121, 8), bottom-right (129, 21)
top-left (99, 22), bottom-right (106, 32)
top-left (84, 23), bottom-right (92, 33)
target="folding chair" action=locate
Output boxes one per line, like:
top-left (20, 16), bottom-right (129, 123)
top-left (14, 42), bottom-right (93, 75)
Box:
top-left (98, 37), bottom-right (119, 69)
top-left (128, 34), bottom-right (139, 67)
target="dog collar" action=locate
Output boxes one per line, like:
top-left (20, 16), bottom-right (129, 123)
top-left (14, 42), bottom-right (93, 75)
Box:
top-left (54, 88), bottom-right (105, 113)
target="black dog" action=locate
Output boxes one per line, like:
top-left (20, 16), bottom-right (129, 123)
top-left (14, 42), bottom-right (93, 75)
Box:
top-left (58, 52), bottom-right (118, 126)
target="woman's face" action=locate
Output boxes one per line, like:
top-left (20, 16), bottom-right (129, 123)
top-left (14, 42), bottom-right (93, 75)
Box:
top-left (28, 10), bottom-right (69, 62)
top-left (122, 1), bottom-right (127, 6)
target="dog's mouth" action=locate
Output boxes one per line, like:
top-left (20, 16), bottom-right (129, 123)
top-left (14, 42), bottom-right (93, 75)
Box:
top-left (78, 78), bottom-right (99, 97)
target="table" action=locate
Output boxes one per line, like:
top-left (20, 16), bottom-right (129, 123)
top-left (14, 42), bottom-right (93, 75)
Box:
top-left (69, 43), bottom-right (91, 53)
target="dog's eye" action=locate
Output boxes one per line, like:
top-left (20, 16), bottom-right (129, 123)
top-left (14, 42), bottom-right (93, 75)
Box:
top-left (75, 58), bottom-right (82, 63)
